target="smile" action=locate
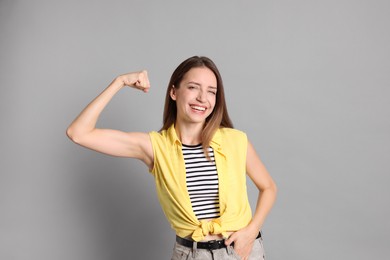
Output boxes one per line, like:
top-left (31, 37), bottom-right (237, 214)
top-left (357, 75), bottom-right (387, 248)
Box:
top-left (190, 105), bottom-right (206, 112)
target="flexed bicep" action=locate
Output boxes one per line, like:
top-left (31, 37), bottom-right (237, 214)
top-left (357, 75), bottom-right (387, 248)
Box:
top-left (70, 129), bottom-right (153, 167)
top-left (66, 70), bottom-right (154, 168)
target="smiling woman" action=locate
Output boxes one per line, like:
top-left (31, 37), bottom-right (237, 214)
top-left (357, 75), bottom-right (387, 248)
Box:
top-left (169, 67), bottom-right (218, 144)
top-left (66, 56), bottom-right (277, 260)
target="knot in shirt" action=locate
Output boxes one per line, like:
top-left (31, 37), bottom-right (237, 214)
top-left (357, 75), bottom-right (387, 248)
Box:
top-left (191, 219), bottom-right (227, 241)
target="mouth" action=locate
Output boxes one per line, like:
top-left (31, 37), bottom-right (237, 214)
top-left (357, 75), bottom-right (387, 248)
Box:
top-left (190, 105), bottom-right (207, 112)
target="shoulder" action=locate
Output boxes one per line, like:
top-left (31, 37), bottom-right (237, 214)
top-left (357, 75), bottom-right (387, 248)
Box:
top-left (215, 128), bottom-right (248, 162)
top-left (217, 127), bottom-right (247, 140)
top-left (215, 127), bottom-right (248, 150)
top-left (149, 130), bottom-right (166, 145)
top-left (149, 127), bottom-right (172, 138)
top-left (149, 128), bottom-right (177, 149)
top-left (147, 129), bottom-right (172, 174)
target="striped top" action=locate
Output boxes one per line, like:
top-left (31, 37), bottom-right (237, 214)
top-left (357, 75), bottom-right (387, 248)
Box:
top-left (182, 144), bottom-right (220, 220)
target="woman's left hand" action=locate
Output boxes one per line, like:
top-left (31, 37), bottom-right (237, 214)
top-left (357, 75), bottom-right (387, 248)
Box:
top-left (224, 226), bottom-right (259, 259)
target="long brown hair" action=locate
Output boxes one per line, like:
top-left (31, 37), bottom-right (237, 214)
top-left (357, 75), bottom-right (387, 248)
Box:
top-left (161, 56), bottom-right (233, 153)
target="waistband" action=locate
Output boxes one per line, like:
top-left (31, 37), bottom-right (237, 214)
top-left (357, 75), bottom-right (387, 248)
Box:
top-left (176, 232), bottom-right (261, 250)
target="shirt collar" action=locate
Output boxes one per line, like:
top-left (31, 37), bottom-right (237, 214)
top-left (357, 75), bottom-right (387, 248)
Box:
top-left (167, 124), bottom-right (181, 145)
top-left (166, 124), bottom-right (223, 150)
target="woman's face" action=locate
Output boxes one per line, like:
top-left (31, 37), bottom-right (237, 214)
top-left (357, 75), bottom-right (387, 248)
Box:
top-left (170, 67), bottom-right (217, 126)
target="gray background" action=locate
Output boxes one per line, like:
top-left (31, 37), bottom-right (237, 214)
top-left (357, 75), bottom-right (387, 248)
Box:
top-left (1, 0), bottom-right (389, 259)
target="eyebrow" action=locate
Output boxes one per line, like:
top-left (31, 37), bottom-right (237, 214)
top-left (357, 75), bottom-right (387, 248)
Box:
top-left (187, 81), bottom-right (217, 89)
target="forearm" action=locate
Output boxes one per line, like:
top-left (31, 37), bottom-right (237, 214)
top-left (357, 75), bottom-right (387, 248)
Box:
top-left (247, 183), bottom-right (277, 233)
top-left (66, 77), bottom-right (124, 141)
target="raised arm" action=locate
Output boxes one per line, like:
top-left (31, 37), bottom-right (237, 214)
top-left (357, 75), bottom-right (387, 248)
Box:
top-left (66, 71), bottom-right (153, 169)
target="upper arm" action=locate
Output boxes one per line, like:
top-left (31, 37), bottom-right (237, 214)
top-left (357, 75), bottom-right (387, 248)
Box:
top-left (68, 128), bottom-right (154, 169)
top-left (246, 140), bottom-right (276, 192)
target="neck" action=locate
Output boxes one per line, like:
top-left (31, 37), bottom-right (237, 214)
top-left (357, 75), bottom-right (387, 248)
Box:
top-left (175, 121), bottom-right (204, 145)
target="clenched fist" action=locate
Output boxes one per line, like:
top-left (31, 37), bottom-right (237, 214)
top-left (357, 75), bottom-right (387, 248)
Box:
top-left (118, 70), bottom-right (150, 93)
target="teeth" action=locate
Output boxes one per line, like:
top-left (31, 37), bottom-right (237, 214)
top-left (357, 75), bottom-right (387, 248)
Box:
top-left (191, 105), bottom-right (206, 111)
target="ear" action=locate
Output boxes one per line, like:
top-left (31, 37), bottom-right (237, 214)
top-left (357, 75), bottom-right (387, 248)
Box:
top-left (170, 85), bottom-right (177, 101)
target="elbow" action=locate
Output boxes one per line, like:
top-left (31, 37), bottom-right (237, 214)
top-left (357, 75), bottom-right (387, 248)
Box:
top-left (66, 124), bottom-right (94, 144)
top-left (66, 126), bottom-right (82, 144)
top-left (264, 179), bottom-right (277, 197)
top-left (270, 179), bottom-right (278, 195)
top-left (273, 183), bottom-right (278, 198)
top-left (66, 127), bottom-right (76, 142)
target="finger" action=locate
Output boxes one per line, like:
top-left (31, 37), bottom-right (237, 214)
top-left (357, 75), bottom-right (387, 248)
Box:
top-left (142, 70), bottom-right (151, 90)
top-left (224, 234), bottom-right (236, 246)
top-left (145, 73), bottom-right (151, 90)
top-left (139, 71), bottom-right (150, 90)
top-left (133, 81), bottom-right (143, 89)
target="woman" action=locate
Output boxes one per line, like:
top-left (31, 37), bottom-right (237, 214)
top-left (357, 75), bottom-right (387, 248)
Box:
top-left (67, 56), bottom-right (277, 260)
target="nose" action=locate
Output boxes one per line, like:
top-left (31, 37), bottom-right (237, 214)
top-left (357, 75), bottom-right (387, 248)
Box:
top-left (196, 90), bottom-right (206, 102)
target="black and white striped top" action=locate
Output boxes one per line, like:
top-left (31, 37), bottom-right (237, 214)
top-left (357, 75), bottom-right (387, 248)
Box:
top-left (182, 144), bottom-right (220, 220)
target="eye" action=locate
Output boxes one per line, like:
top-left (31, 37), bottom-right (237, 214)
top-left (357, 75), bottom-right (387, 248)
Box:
top-left (208, 88), bottom-right (217, 95)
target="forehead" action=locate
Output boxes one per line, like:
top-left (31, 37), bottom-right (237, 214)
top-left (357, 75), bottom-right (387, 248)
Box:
top-left (181, 67), bottom-right (217, 86)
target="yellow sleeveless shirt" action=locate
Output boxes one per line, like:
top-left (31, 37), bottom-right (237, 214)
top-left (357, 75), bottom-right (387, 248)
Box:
top-left (149, 124), bottom-right (252, 241)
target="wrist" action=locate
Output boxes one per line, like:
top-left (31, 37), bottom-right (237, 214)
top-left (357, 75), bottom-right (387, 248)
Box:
top-left (112, 76), bottom-right (126, 90)
top-left (247, 221), bottom-right (261, 234)
top-left (115, 75), bottom-right (125, 85)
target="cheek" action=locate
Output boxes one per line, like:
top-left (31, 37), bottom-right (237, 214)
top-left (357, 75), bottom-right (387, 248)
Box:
top-left (210, 96), bottom-right (217, 107)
